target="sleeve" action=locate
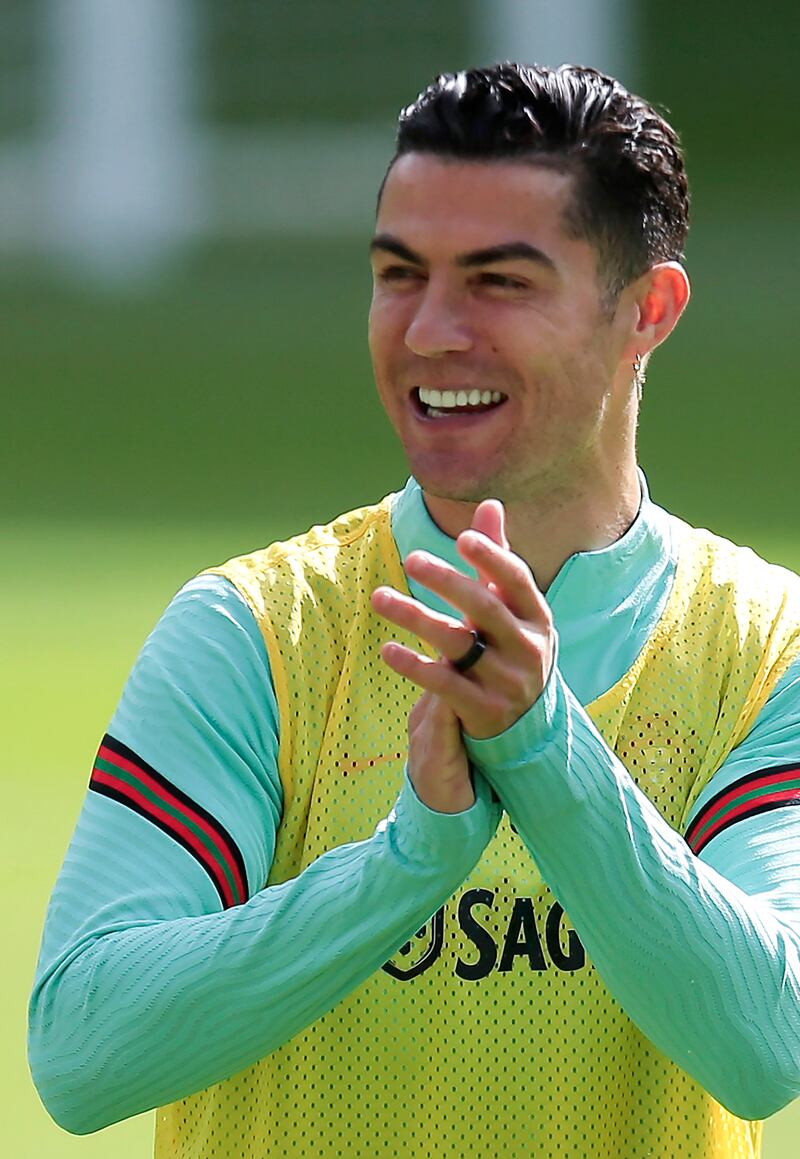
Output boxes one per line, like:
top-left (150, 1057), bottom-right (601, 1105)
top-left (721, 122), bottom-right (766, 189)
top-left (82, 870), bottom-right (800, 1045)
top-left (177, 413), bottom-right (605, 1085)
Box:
top-left (683, 658), bottom-right (800, 926)
top-left (463, 659), bottom-right (800, 1121)
top-left (28, 574), bottom-right (500, 1135)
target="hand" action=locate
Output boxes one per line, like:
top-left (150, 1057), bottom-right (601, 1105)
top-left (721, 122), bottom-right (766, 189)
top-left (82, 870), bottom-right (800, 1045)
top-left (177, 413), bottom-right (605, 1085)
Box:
top-left (405, 691), bottom-right (476, 814)
top-left (371, 500), bottom-right (555, 741)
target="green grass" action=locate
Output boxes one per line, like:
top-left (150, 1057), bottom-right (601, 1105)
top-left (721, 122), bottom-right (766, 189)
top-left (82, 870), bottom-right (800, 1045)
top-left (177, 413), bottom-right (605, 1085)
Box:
top-left (5, 519), bottom-right (800, 1156)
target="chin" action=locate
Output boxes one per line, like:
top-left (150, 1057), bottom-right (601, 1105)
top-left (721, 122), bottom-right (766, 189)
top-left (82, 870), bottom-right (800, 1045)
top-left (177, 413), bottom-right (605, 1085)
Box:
top-left (414, 473), bottom-right (497, 506)
top-left (416, 459), bottom-right (567, 508)
top-left (407, 448), bottom-right (532, 505)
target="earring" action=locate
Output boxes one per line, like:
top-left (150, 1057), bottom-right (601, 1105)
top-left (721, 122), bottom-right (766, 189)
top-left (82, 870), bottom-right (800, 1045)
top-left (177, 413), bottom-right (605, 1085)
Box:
top-left (633, 354), bottom-right (645, 400)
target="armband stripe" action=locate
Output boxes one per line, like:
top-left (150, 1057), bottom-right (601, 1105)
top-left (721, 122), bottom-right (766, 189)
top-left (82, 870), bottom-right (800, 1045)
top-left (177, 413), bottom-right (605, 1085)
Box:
top-left (686, 762), bottom-right (800, 854)
top-left (89, 734), bottom-right (248, 908)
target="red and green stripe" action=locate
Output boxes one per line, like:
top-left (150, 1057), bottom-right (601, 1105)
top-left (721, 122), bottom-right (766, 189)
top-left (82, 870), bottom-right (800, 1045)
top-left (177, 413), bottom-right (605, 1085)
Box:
top-left (89, 734), bottom-right (248, 908)
top-left (686, 762), bottom-right (800, 855)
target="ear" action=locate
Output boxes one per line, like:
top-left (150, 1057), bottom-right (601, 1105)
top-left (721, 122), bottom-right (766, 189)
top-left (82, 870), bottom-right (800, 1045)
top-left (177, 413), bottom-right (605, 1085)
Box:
top-left (625, 262), bottom-right (691, 360)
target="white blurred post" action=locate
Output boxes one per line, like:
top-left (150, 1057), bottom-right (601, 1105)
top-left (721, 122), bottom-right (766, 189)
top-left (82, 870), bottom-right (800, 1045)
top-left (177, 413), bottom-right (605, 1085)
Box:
top-left (473, 0), bottom-right (636, 89)
top-left (43, 0), bottom-right (201, 283)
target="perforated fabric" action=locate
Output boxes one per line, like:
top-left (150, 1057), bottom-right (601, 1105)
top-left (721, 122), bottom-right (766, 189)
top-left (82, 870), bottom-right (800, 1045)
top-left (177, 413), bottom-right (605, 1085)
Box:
top-left (155, 498), bottom-right (800, 1158)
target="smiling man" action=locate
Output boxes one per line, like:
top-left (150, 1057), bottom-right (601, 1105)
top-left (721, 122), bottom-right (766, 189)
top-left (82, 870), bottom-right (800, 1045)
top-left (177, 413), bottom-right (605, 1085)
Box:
top-left (30, 64), bottom-right (800, 1158)
top-left (369, 152), bottom-right (686, 586)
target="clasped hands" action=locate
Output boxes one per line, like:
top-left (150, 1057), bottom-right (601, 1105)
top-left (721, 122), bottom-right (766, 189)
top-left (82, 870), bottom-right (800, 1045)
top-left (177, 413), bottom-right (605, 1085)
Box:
top-left (371, 500), bottom-right (556, 814)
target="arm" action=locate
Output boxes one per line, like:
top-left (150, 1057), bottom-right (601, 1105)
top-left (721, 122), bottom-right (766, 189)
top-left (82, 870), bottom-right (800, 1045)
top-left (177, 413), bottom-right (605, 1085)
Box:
top-left (28, 575), bottom-right (499, 1134)
top-left (465, 660), bottom-right (800, 1120)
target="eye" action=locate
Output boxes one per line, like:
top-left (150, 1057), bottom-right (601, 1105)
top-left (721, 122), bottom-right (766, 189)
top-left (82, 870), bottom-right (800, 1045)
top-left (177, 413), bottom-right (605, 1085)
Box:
top-left (375, 264), bottom-right (425, 284)
top-left (477, 271), bottom-right (528, 290)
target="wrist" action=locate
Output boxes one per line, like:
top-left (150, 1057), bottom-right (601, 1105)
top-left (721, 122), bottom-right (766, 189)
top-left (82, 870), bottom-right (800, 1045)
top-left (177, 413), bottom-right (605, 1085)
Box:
top-left (388, 767), bottom-right (500, 862)
top-left (463, 662), bottom-right (561, 772)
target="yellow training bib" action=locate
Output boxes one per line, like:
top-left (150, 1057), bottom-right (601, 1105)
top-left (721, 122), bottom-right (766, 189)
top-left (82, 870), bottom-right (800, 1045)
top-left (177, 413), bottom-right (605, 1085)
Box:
top-left (156, 496), bottom-right (800, 1158)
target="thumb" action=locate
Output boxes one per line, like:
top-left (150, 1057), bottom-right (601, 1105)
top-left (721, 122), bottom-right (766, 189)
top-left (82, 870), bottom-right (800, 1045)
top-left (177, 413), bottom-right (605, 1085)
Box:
top-left (470, 499), bottom-right (509, 550)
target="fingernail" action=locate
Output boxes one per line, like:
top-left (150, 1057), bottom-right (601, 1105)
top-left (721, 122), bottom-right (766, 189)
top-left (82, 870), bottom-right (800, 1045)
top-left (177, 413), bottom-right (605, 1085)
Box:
top-left (409, 550), bottom-right (434, 567)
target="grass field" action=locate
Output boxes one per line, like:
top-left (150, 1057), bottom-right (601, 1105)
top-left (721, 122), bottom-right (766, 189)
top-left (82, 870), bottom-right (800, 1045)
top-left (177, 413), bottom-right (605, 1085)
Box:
top-left (5, 518), bottom-right (800, 1157)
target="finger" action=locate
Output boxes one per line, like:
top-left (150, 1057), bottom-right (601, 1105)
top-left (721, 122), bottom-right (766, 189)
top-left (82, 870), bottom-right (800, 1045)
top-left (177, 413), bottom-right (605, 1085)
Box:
top-left (409, 690), bottom-right (461, 741)
top-left (408, 689), bottom-right (435, 731)
top-left (373, 587), bottom-right (513, 685)
top-left (381, 641), bottom-right (492, 719)
top-left (470, 499), bottom-right (509, 551)
top-left (372, 585), bottom-right (480, 662)
top-left (455, 531), bottom-right (549, 624)
top-left (464, 500), bottom-right (507, 598)
top-left (403, 551), bottom-right (522, 646)
top-left (405, 544), bottom-right (548, 636)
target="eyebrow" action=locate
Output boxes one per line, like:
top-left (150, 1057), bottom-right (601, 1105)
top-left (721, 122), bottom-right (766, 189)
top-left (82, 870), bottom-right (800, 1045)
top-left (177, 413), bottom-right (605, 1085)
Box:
top-left (370, 234), bottom-right (557, 273)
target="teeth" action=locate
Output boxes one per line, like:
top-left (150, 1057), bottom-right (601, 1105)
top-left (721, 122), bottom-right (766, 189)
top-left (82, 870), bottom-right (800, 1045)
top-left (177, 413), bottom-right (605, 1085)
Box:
top-left (417, 386), bottom-right (506, 411)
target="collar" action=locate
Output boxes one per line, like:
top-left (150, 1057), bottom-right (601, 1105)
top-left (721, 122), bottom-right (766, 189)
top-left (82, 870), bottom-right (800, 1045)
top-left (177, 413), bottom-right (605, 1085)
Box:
top-left (390, 474), bottom-right (680, 702)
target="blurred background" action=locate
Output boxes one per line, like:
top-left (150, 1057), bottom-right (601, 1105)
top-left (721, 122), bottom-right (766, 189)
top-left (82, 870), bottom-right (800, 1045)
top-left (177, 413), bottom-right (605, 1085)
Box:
top-left (3, 1), bottom-right (798, 1153)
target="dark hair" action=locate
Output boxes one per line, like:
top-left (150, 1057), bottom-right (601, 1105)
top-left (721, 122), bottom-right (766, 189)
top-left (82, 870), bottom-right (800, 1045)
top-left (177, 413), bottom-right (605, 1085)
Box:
top-left (390, 63), bottom-right (690, 306)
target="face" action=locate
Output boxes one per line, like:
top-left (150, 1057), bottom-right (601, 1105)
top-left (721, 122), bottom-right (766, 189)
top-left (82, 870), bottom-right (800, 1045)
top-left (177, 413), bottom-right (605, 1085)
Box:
top-left (368, 154), bottom-right (639, 505)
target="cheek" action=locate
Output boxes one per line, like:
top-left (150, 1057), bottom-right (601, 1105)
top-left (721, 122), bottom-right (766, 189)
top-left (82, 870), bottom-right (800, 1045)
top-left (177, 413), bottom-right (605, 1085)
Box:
top-left (368, 298), bottom-right (405, 363)
top-left (539, 321), bottom-right (615, 383)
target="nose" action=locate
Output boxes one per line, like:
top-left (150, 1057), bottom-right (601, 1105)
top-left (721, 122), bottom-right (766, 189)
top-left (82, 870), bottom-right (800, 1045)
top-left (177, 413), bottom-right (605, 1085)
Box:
top-left (404, 284), bottom-right (473, 358)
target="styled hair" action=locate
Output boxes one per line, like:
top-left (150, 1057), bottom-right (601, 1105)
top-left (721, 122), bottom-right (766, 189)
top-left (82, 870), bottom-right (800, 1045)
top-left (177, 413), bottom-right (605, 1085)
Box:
top-left (389, 63), bottom-right (690, 305)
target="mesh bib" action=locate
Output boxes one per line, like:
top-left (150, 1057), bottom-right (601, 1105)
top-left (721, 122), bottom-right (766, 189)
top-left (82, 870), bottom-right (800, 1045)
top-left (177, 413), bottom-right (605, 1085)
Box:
top-left (156, 497), bottom-right (800, 1158)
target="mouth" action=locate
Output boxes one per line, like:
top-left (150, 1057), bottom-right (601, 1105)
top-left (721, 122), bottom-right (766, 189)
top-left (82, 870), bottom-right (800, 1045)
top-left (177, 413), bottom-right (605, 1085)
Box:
top-left (411, 386), bottom-right (508, 420)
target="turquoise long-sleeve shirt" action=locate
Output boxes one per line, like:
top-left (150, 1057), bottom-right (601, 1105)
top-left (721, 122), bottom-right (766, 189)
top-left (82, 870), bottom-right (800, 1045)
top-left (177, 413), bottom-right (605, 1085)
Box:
top-left (29, 476), bottom-right (800, 1132)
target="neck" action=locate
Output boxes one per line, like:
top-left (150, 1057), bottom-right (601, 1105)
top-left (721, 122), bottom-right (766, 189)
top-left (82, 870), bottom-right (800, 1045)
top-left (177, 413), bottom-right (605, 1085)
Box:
top-left (421, 461), bottom-right (642, 592)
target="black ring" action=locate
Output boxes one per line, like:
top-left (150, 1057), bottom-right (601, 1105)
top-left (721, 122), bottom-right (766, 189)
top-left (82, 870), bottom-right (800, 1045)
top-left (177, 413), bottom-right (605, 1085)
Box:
top-left (452, 629), bottom-right (487, 673)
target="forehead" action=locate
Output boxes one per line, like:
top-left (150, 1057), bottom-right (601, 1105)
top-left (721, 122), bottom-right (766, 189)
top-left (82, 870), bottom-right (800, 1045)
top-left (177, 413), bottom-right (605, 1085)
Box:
top-left (375, 153), bottom-right (585, 259)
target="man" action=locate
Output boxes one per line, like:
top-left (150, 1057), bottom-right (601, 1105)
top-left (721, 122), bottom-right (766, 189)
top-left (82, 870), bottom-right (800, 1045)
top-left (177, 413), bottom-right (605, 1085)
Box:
top-left (29, 64), bottom-right (800, 1158)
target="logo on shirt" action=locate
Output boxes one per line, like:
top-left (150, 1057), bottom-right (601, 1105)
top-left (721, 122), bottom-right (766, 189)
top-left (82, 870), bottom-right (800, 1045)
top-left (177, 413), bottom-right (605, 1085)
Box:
top-left (383, 889), bottom-right (586, 981)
